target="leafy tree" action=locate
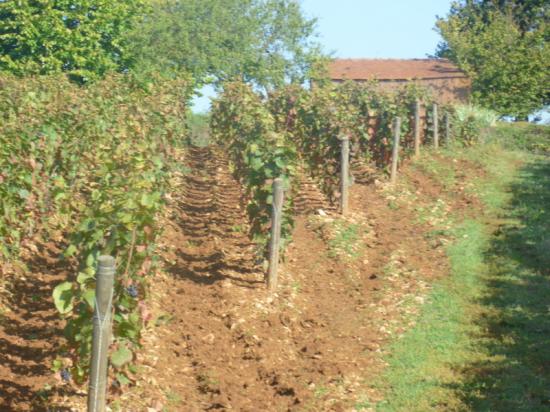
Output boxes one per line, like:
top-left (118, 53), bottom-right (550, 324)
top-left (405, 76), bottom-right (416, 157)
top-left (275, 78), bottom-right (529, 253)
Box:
top-left (436, 1), bottom-right (549, 118)
top-left (128, 0), bottom-right (322, 91)
top-left (451, 0), bottom-right (549, 33)
top-left (0, 0), bottom-right (145, 82)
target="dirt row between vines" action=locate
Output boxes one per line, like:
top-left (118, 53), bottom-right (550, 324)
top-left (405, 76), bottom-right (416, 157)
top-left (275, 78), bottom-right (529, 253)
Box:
top-left (0, 242), bottom-right (75, 411)
top-left (120, 147), bottom-right (476, 411)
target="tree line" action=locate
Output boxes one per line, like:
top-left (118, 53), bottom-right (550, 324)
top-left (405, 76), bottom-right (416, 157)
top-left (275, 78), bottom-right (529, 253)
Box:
top-left (0, 0), bottom-right (548, 117)
top-left (0, 0), bottom-right (321, 92)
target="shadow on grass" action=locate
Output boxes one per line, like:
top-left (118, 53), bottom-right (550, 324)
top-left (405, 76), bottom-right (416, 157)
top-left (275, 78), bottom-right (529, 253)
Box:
top-left (458, 157), bottom-right (550, 411)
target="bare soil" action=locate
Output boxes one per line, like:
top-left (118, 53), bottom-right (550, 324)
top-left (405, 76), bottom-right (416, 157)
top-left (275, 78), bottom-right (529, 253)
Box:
top-left (0, 242), bottom-right (76, 411)
top-left (120, 148), bottom-right (454, 411)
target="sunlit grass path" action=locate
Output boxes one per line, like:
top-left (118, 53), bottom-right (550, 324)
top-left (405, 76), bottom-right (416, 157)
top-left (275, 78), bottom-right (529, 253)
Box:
top-left (460, 155), bottom-right (550, 411)
top-left (361, 130), bottom-right (550, 411)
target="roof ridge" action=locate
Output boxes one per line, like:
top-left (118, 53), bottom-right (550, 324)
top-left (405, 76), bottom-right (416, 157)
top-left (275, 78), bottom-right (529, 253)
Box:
top-left (328, 58), bottom-right (467, 80)
top-left (333, 58), bottom-right (449, 61)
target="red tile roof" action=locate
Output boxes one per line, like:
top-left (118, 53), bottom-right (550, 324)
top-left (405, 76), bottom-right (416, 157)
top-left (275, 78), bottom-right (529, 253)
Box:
top-left (329, 59), bottom-right (468, 81)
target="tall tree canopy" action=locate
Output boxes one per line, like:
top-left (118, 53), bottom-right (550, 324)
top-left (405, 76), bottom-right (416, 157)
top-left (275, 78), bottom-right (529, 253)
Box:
top-left (128, 0), bottom-right (322, 91)
top-left (0, 0), bottom-right (145, 82)
top-left (436, 0), bottom-right (549, 118)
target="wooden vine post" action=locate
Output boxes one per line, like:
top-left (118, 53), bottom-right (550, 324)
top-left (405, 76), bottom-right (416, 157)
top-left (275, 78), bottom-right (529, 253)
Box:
top-left (88, 255), bottom-right (116, 412)
top-left (340, 135), bottom-right (350, 215)
top-left (445, 112), bottom-right (451, 145)
top-left (433, 103), bottom-right (439, 150)
top-left (267, 178), bottom-right (284, 291)
top-left (414, 99), bottom-right (421, 157)
top-left (390, 117), bottom-right (402, 185)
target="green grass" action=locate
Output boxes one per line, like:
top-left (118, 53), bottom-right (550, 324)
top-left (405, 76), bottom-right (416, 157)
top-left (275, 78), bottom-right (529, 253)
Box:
top-left (314, 385), bottom-right (329, 398)
top-left (327, 220), bottom-right (364, 260)
top-left (458, 155), bottom-right (550, 411)
top-left (165, 390), bottom-right (183, 406)
top-left (364, 220), bottom-right (488, 412)
top-left (455, 142), bottom-right (529, 213)
top-left (413, 152), bottom-right (457, 188)
top-left (230, 224), bottom-right (245, 233)
top-left (488, 122), bottom-right (550, 155)
top-left (291, 280), bottom-right (301, 294)
top-left (361, 124), bottom-right (550, 411)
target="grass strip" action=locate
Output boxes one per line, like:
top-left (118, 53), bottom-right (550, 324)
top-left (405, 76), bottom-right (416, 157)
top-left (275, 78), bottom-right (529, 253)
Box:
top-left (360, 131), bottom-right (549, 411)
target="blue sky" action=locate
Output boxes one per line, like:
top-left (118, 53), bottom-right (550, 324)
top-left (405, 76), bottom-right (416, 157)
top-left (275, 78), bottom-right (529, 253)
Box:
top-left (301, 0), bottom-right (452, 58)
top-left (192, 0), bottom-right (453, 112)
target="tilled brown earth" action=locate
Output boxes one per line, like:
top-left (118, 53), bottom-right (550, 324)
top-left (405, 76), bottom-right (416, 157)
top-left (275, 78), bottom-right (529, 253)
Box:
top-left (292, 171), bottom-right (333, 215)
top-left (0, 242), bottom-right (76, 411)
top-left (121, 146), bottom-right (268, 410)
top-left (125, 148), bottom-right (451, 411)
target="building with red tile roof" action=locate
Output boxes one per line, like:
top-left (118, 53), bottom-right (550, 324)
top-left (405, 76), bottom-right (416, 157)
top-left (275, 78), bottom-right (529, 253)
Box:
top-left (328, 58), bottom-right (471, 104)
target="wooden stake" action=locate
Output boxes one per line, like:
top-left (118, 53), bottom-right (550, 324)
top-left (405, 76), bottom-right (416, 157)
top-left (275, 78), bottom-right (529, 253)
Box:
top-left (414, 99), bottom-right (421, 157)
top-left (88, 256), bottom-right (116, 412)
top-left (445, 112), bottom-right (451, 145)
top-left (340, 136), bottom-right (350, 215)
top-left (390, 117), bottom-right (401, 185)
top-left (433, 103), bottom-right (439, 149)
top-left (267, 178), bottom-right (284, 291)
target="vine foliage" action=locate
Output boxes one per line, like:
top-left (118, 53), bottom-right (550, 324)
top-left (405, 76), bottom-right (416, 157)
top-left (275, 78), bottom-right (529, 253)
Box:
top-left (210, 82), bottom-right (296, 255)
top-left (0, 73), bottom-right (191, 385)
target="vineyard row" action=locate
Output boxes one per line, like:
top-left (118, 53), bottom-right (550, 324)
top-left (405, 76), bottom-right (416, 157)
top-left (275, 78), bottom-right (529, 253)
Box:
top-left (0, 75), bottom-right (480, 396)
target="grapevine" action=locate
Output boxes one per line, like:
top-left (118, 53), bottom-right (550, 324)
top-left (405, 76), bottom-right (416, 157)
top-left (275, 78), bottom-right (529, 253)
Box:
top-left (210, 82), bottom-right (297, 256)
top-left (0, 73), bottom-right (192, 386)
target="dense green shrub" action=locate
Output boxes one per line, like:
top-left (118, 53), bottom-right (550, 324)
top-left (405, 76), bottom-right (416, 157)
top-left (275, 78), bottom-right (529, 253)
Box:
top-left (451, 104), bottom-right (499, 144)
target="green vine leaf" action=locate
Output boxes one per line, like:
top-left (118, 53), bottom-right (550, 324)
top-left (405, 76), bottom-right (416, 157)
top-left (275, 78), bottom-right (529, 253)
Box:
top-left (116, 372), bottom-right (132, 386)
top-left (52, 282), bottom-right (75, 315)
top-left (65, 244), bottom-right (78, 257)
top-left (111, 345), bottom-right (133, 369)
top-left (82, 289), bottom-right (96, 309)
